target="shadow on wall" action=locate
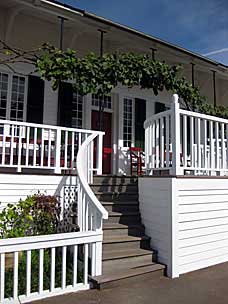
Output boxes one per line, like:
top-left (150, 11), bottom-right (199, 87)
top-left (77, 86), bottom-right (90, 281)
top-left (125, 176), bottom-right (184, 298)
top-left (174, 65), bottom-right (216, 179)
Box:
top-left (118, 147), bottom-right (131, 175)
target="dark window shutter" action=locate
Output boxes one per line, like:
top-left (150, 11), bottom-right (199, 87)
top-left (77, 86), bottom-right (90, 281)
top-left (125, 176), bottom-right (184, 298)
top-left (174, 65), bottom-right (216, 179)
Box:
top-left (135, 98), bottom-right (146, 149)
top-left (27, 75), bottom-right (44, 124)
top-left (155, 102), bottom-right (166, 114)
top-left (58, 82), bottom-right (73, 127)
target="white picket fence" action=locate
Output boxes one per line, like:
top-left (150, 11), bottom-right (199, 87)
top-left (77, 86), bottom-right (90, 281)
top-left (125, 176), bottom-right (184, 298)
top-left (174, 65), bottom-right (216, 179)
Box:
top-left (144, 94), bottom-right (228, 176)
top-left (0, 231), bottom-right (102, 303)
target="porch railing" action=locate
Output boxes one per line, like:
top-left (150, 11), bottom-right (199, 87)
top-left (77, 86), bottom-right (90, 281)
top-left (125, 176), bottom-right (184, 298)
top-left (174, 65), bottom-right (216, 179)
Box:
top-left (0, 231), bottom-right (102, 303)
top-left (0, 119), bottom-right (103, 174)
top-left (144, 94), bottom-right (228, 176)
top-left (0, 120), bottom-right (108, 302)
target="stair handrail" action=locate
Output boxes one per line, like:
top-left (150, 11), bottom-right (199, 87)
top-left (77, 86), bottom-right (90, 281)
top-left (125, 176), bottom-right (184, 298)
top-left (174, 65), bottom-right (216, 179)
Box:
top-left (77, 132), bottom-right (108, 232)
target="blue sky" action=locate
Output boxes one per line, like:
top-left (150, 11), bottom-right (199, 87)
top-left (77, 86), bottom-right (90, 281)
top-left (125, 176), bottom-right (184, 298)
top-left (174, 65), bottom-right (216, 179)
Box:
top-left (60, 0), bottom-right (228, 65)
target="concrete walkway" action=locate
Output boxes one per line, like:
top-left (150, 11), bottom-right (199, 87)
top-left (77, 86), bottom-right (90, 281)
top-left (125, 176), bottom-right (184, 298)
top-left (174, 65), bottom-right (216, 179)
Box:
top-left (32, 263), bottom-right (228, 304)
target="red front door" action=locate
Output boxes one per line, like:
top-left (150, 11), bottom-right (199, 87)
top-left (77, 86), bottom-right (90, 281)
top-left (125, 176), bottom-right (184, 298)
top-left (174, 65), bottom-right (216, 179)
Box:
top-left (91, 110), bottom-right (112, 174)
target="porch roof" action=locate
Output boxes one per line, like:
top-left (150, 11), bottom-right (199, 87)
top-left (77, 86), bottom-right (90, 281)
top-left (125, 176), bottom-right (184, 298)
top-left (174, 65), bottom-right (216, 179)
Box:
top-left (43, 0), bottom-right (227, 69)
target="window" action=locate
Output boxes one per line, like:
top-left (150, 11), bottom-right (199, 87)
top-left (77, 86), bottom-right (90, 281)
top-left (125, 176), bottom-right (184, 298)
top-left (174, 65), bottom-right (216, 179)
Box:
top-left (0, 72), bottom-right (26, 122)
top-left (10, 76), bottom-right (26, 121)
top-left (72, 92), bottom-right (83, 128)
top-left (92, 94), bottom-right (112, 110)
top-left (123, 98), bottom-right (133, 147)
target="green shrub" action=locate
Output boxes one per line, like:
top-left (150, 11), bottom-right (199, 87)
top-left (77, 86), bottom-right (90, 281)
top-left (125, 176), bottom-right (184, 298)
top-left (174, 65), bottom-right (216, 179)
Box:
top-left (0, 194), bottom-right (61, 238)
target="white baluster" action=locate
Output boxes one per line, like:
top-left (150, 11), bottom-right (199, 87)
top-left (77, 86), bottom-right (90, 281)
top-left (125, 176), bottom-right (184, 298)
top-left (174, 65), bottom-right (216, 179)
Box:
top-left (160, 117), bottom-right (164, 168)
top-left (152, 121), bottom-right (155, 170)
top-left (183, 115), bottom-right (187, 167)
top-left (226, 125), bottom-right (228, 170)
top-left (83, 244), bottom-right (88, 285)
top-left (155, 119), bottom-right (159, 168)
top-left (10, 125), bottom-right (15, 166)
top-left (25, 127), bottom-right (30, 167)
top-left (203, 120), bottom-right (207, 169)
top-left (0, 253), bottom-right (5, 302)
top-left (13, 252), bottom-right (19, 299)
top-left (50, 247), bottom-right (55, 292)
top-left (40, 129), bottom-right (44, 167)
top-left (1, 124), bottom-right (6, 165)
top-left (165, 115), bottom-right (170, 168)
top-left (48, 129), bottom-right (52, 167)
top-left (96, 133), bottom-right (103, 175)
top-left (73, 245), bottom-right (78, 287)
top-left (62, 246), bottom-right (67, 289)
top-left (55, 129), bottom-right (61, 174)
top-left (197, 118), bottom-right (201, 169)
top-left (17, 126), bottom-right (23, 171)
top-left (210, 121), bottom-right (214, 171)
top-left (71, 131), bottom-right (75, 170)
top-left (215, 122), bottom-right (219, 170)
top-left (64, 131), bottom-right (68, 168)
top-left (39, 249), bottom-right (44, 294)
top-left (33, 127), bottom-right (37, 167)
top-left (190, 116), bottom-right (194, 168)
top-left (26, 250), bottom-right (31, 297)
top-left (221, 123), bottom-right (225, 172)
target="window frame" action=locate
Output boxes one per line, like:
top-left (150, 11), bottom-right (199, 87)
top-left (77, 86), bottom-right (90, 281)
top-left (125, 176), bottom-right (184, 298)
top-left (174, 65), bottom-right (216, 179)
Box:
top-left (71, 91), bottom-right (84, 129)
top-left (91, 94), bottom-right (113, 113)
top-left (0, 70), bottom-right (28, 122)
top-left (123, 97), bottom-right (135, 148)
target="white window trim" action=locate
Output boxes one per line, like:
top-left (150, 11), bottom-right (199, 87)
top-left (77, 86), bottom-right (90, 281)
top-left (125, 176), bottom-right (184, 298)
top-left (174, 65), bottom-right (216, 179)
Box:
top-left (91, 94), bottom-right (113, 113)
top-left (0, 69), bottom-right (28, 122)
top-left (72, 91), bottom-right (84, 129)
top-left (123, 96), bottom-right (135, 148)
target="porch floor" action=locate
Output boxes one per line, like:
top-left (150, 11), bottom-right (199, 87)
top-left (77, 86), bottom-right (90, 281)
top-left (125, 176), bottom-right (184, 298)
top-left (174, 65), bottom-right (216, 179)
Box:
top-left (31, 262), bottom-right (228, 304)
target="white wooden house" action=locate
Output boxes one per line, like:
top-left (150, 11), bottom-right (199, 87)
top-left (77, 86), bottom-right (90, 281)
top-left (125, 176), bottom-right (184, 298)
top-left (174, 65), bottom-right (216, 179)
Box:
top-left (1, 1), bottom-right (228, 303)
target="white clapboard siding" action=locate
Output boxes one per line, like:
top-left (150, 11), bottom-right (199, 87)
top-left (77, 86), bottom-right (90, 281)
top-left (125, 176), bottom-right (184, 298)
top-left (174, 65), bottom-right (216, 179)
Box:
top-left (139, 176), bottom-right (228, 278)
top-left (179, 202), bottom-right (228, 213)
top-left (0, 174), bottom-right (77, 208)
top-left (177, 178), bottom-right (228, 275)
top-left (179, 224), bottom-right (228, 239)
top-left (139, 177), bottom-right (173, 276)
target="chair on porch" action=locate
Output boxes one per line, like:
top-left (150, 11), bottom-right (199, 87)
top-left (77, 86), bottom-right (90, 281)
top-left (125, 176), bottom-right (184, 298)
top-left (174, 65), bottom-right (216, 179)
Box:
top-left (129, 147), bottom-right (145, 176)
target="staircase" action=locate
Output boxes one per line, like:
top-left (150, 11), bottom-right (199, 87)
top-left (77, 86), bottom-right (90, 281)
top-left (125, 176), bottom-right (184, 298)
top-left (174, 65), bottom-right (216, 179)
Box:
top-left (90, 175), bottom-right (165, 289)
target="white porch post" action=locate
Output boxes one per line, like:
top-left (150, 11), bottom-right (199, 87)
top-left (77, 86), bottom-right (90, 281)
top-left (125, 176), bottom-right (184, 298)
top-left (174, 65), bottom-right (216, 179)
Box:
top-left (91, 241), bottom-right (103, 276)
top-left (170, 94), bottom-right (182, 175)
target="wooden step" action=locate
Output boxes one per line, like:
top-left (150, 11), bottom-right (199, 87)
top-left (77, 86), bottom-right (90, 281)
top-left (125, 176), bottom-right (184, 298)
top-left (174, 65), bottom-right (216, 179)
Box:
top-left (90, 263), bottom-right (165, 289)
top-left (95, 192), bottom-right (138, 202)
top-left (103, 235), bottom-right (151, 251)
top-left (102, 201), bottom-right (139, 213)
top-left (103, 247), bottom-right (155, 261)
top-left (103, 256), bottom-right (156, 274)
top-left (93, 175), bottom-right (138, 185)
top-left (91, 184), bottom-right (138, 193)
top-left (103, 223), bottom-right (145, 237)
top-left (105, 211), bottom-right (141, 224)
top-left (90, 175), bottom-right (166, 289)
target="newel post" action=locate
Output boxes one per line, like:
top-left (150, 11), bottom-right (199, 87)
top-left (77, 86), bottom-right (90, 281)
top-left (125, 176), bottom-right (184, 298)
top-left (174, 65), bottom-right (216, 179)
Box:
top-left (170, 94), bottom-right (181, 176)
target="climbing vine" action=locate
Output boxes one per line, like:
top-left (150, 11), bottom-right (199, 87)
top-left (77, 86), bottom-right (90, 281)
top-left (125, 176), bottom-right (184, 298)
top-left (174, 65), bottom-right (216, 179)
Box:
top-left (1, 40), bottom-right (228, 118)
top-left (36, 44), bottom-right (206, 111)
